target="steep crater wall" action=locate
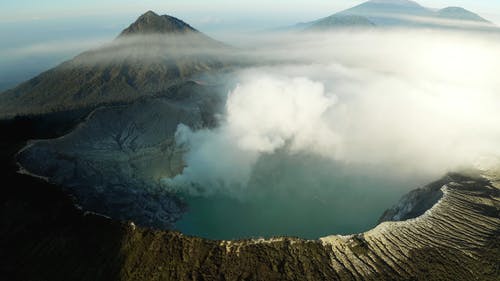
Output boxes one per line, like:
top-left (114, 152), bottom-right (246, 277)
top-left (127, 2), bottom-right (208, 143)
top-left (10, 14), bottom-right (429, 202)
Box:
top-left (16, 82), bottom-right (224, 229)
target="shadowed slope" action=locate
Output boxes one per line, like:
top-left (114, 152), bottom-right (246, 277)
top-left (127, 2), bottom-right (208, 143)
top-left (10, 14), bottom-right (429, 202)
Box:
top-left (0, 11), bottom-right (228, 119)
top-left (2, 117), bottom-right (498, 281)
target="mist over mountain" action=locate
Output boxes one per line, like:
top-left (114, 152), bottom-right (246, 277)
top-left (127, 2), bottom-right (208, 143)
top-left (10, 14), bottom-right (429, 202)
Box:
top-left (436, 6), bottom-right (490, 23)
top-left (0, 11), bottom-right (229, 118)
top-left (341, 0), bottom-right (429, 19)
top-left (292, 0), bottom-right (494, 31)
top-left (305, 15), bottom-right (375, 31)
top-left (1, 2), bottom-right (495, 120)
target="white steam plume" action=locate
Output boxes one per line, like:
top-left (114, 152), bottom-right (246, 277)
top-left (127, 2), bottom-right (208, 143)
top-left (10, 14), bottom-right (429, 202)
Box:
top-left (165, 75), bottom-right (339, 196)
top-left (162, 29), bottom-right (500, 196)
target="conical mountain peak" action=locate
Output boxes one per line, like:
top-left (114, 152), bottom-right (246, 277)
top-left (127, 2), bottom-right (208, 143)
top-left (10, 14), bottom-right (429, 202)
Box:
top-left (120, 11), bottom-right (198, 36)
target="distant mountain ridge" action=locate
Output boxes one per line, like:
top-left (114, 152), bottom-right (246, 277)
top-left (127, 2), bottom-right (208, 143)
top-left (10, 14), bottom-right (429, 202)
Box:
top-left (306, 15), bottom-right (375, 31)
top-left (0, 11), bottom-right (227, 118)
top-left (436, 7), bottom-right (489, 23)
top-left (342, 0), bottom-right (429, 17)
top-left (296, 0), bottom-right (493, 31)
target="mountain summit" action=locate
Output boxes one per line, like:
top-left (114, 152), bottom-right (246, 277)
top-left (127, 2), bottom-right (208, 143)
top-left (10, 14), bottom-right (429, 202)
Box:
top-left (340, 0), bottom-right (491, 25)
top-left (368, 0), bottom-right (422, 7)
top-left (0, 11), bottom-right (227, 118)
top-left (437, 7), bottom-right (490, 23)
top-left (342, 0), bottom-right (429, 17)
top-left (120, 11), bottom-right (198, 36)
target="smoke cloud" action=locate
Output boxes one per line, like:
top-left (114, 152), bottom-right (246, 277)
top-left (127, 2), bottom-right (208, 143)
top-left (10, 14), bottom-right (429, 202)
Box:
top-left (162, 29), bottom-right (500, 196)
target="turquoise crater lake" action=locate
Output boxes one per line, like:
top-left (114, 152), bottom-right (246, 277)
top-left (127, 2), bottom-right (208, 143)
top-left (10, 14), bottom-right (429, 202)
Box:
top-left (173, 153), bottom-right (428, 240)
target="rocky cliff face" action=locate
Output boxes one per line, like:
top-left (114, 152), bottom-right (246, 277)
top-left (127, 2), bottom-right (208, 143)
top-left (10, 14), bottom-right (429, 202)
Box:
top-left (83, 171), bottom-right (499, 280)
top-left (9, 99), bottom-right (499, 280)
top-left (16, 81), bottom-right (224, 229)
top-left (5, 11), bottom-right (234, 229)
top-left (378, 175), bottom-right (447, 222)
top-left (2, 7), bottom-right (499, 280)
top-left (3, 166), bottom-right (498, 280)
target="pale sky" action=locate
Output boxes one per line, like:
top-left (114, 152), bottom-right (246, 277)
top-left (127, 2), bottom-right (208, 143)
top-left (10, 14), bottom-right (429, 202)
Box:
top-left (1, 0), bottom-right (499, 91)
top-left (1, 0), bottom-right (499, 26)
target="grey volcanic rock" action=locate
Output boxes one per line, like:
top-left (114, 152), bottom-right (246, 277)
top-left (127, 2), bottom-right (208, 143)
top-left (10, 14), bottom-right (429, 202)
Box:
top-left (120, 11), bottom-right (197, 36)
top-left (377, 175), bottom-right (447, 222)
top-left (378, 172), bottom-right (495, 223)
top-left (112, 171), bottom-right (499, 280)
top-left (17, 81), bottom-right (224, 228)
top-left (3, 163), bottom-right (499, 280)
top-left (0, 11), bottom-right (228, 118)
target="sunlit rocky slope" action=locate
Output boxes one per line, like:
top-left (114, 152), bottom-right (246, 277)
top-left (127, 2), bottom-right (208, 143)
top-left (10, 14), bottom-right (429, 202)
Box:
top-left (3, 154), bottom-right (498, 280)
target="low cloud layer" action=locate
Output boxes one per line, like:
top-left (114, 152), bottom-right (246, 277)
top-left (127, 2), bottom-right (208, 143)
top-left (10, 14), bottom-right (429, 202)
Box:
top-left (1, 37), bottom-right (110, 62)
top-left (162, 29), bottom-right (500, 196)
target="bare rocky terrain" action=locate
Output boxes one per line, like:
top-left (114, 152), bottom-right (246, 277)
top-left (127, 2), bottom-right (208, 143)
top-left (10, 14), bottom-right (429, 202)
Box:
top-left (16, 81), bottom-right (224, 229)
top-left (2, 112), bottom-right (498, 280)
top-left (1, 4), bottom-right (499, 280)
top-left (2, 134), bottom-right (498, 280)
top-left (0, 11), bottom-right (230, 118)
